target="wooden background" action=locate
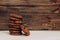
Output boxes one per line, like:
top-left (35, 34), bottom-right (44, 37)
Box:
top-left (0, 0), bottom-right (60, 30)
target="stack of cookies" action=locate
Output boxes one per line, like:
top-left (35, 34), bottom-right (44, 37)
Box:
top-left (9, 14), bottom-right (30, 36)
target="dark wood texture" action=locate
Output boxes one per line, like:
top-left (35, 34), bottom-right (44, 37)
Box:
top-left (0, 0), bottom-right (60, 30)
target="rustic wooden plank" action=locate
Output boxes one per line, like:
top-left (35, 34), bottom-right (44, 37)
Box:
top-left (0, 0), bottom-right (49, 5)
top-left (0, 0), bottom-right (60, 30)
top-left (0, 23), bottom-right (8, 30)
top-left (0, 0), bottom-right (60, 5)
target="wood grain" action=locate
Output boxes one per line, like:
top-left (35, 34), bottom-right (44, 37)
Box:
top-left (0, 0), bottom-right (60, 30)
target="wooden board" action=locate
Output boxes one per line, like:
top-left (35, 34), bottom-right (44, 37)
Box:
top-left (0, 0), bottom-right (60, 30)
